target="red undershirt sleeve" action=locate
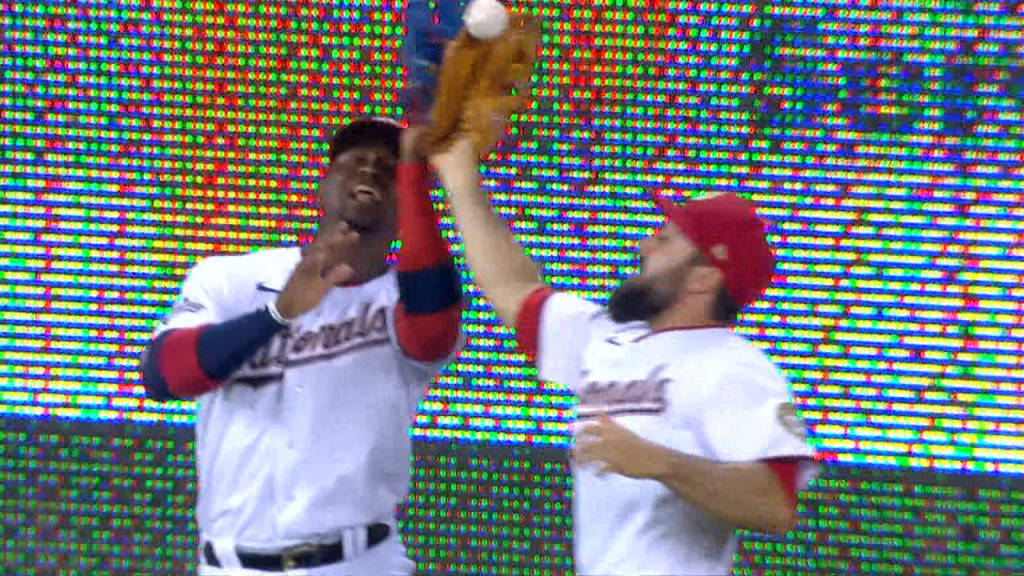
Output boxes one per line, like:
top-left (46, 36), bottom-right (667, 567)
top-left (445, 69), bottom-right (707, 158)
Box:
top-left (762, 456), bottom-right (805, 509)
top-left (393, 161), bottom-right (463, 363)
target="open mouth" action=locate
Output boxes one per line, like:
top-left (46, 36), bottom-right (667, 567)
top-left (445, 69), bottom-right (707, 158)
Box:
top-left (351, 184), bottom-right (381, 203)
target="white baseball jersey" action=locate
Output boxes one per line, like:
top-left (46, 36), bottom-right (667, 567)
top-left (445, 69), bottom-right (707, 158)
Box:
top-left (534, 292), bottom-right (816, 576)
top-left (155, 246), bottom-right (456, 551)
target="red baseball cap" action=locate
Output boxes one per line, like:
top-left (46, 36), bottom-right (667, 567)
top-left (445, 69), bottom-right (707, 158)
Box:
top-left (650, 190), bottom-right (774, 310)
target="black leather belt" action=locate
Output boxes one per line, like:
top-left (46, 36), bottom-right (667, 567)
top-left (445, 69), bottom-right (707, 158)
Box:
top-left (203, 523), bottom-right (390, 571)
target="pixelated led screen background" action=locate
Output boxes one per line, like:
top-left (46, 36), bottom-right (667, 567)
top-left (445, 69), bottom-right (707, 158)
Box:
top-left (1, 0), bottom-right (1023, 574)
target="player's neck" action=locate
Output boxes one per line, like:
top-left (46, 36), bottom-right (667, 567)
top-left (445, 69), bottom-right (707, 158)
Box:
top-left (315, 229), bottom-right (392, 285)
top-left (648, 304), bottom-right (722, 332)
top-left (343, 257), bottom-right (390, 285)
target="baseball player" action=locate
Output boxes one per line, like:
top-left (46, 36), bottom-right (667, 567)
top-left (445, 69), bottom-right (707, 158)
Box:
top-left (140, 118), bottom-right (464, 575)
top-left (431, 137), bottom-right (817, 575)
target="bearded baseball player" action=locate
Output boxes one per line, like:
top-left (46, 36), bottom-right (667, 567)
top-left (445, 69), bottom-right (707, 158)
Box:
top-left (140, 118), bottom-right (463, 575)
top-left (431, 137), bottom-right (817, 575)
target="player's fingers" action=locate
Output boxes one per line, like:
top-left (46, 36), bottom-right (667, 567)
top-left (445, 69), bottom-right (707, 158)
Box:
top-left (325, 220), bottom-right (350, 236)
top-left (330, 221), bottom-right (354, 240)
top-left (325, 244), bottom-right (358, 273)
top-left (577, 422), bottom-right (605, 442)
top-left (575, 443), bottom-right (610, 475)
top-left (338, 227), bottom-right (360, 246)
top-left (298, 243), bottom-right (329, 273)
top-left (301, 225), bottom-right (358, 273)
top-left (573, 451), bottom-right (597, 469)
top-left (577, 424), bottom-right (598, 440)
top-left (324, 225), bottom-right (360, 255)
top-left (570, 441), bottom-right (590, 463)
top-left (321, 263), bottom-right (355, 286)
top-left (311, 222), bottom-right (352, 251)
top-left (573, 436), bottom-right (605, 464)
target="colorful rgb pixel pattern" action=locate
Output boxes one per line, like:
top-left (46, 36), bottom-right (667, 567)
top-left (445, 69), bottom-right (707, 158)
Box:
top-left (1, 0), bottom-right (1023, 481)
top-left (3, 419), bottom-right (1022, 574)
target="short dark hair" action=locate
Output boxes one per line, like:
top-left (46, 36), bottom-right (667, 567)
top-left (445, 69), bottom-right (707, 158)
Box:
top-left (711, 284), bottom-right (740, 325)
top-left (327, 118), bottom-right (401, 163)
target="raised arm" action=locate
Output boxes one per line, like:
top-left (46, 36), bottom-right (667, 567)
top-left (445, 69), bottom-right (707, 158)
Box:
top-left (393, 127), bottom-right (463, 362)
top-left (430, 137), bottom-right (545, 327)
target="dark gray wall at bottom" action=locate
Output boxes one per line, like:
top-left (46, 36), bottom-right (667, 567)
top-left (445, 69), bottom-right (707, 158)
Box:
top-left (1, 417), bottom-right (1021, 576)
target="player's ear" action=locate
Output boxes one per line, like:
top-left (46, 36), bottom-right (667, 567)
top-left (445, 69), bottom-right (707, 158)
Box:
top-left (687, 262), bottom-right (722, 296)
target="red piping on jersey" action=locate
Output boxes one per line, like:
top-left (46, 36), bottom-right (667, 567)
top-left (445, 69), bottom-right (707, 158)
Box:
top-left (631, 324), bottom-right (727, 342)
top-left (514, 285), bottom-right (556, 360)
top-left (157, 326), bottom-right (221, 398)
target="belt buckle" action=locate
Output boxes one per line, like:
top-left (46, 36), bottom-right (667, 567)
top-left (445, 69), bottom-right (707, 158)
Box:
top-left (280, 543), bottom-right (319, 571)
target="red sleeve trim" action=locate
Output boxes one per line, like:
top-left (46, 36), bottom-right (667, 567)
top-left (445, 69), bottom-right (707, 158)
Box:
top-left (514, 286), bottom-right (556, 361)
top-left (762, 457), bottom-right (805, 508)
top-left (395, 304), bottom-right (462, 362)
top-left (396, 161), bottom-right (448, 271)
top-left (157, 326), bottom-right (220, 398)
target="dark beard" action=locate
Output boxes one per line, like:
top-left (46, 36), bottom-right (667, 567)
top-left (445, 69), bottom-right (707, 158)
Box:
top-left (607, 277), bottom-right (671, 323)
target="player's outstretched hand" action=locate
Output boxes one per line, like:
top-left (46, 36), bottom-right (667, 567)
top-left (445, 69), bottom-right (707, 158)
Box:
top-left (574, 414), bottom-right (671, 480)
top-left (275, 223), bottom-right (359, 320)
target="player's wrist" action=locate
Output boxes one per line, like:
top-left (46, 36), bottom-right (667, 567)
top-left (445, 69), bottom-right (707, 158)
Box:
top-left (266, 299), bottom-right (295, 326)
top-left (400, 125), bottom-right (429, 161)
top-left (430, 138), bottom-right (476, 172)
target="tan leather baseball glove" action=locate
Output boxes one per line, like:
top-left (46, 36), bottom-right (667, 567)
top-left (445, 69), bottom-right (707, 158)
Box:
top-left (424, 7), bottom-right (540, 155)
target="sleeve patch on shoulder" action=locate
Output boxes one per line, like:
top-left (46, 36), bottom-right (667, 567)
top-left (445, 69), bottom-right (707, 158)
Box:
top-left (777, 402), bottom-right (808, 439)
